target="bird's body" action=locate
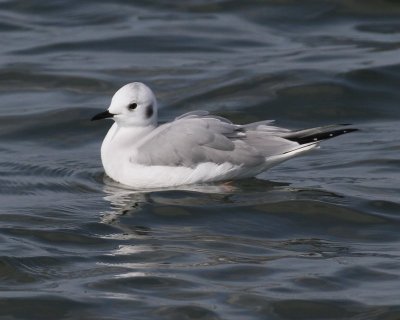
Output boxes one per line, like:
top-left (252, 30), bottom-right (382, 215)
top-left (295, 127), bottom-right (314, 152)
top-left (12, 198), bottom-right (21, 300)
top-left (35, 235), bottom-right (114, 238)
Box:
top-left (92, 82), bottom-right (357, 189)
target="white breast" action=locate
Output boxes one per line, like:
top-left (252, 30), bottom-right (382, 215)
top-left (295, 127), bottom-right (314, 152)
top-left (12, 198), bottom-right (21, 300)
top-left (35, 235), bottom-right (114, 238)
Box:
top-left (109, 161), bottom-right (246, 189)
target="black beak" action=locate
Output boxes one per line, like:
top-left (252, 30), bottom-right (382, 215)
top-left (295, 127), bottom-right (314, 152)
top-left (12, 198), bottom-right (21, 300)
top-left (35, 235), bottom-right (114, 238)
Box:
top-left (91, 110), bottom-right (114, 121)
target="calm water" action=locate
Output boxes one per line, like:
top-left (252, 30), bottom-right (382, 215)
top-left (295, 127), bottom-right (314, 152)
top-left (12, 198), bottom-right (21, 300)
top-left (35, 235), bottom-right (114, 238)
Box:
top-left (1, 1), bottom-right (400, 319)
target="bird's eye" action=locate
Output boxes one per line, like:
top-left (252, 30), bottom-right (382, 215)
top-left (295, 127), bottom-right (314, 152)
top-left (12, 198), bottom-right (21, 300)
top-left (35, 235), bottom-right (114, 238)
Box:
top-left (128, 103), bottom-right (137, 110)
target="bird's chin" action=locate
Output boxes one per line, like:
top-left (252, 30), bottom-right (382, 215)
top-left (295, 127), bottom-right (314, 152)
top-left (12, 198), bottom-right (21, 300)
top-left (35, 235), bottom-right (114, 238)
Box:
top-left (113, 118), bottom-right (138, 127)
top-left (112, 115), bottom-right (124, 123)
top-left (115, 117), bottom-right (154, 128)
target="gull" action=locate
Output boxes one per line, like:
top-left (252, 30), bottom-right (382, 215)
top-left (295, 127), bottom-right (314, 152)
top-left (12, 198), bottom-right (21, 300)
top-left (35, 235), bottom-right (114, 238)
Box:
top-left (92, 82), bottom-right (357, 189)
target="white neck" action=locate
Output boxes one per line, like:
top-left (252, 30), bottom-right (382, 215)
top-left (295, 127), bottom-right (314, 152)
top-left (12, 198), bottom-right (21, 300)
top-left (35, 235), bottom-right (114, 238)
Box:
top-left (100, 122), bottom-right (156, 179)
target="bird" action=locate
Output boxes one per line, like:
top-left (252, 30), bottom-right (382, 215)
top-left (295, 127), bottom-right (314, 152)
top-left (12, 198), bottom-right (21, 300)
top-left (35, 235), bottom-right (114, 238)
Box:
top-left (91, 82), bottom-right (357, 189)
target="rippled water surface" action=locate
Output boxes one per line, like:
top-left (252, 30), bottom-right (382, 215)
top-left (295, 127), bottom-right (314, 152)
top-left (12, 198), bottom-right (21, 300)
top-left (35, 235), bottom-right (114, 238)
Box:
top-left (1, 1), bottom-right (400, 319)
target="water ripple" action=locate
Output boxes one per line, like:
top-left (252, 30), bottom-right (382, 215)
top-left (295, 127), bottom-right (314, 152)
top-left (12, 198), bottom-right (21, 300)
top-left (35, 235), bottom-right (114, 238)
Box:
top-left (1, 0), bottom-right (400, 319)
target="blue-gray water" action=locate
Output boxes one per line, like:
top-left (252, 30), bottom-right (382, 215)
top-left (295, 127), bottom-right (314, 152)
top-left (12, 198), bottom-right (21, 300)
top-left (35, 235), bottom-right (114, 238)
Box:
top-left (1, 1), bottom-right (400, 319)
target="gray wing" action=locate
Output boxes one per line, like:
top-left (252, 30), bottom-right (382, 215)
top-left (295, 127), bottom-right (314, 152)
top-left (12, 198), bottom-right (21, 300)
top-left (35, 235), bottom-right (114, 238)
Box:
top-left (132, 112), bottom-right (301, 167)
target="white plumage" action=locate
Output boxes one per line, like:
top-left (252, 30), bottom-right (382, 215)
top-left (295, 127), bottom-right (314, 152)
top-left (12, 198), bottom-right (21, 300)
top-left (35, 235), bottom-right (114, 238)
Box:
top-left (92, 82), bottom-right (356, 189)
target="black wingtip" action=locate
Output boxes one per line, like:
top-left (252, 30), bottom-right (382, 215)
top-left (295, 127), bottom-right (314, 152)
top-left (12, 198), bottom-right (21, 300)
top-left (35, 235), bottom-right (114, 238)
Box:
top-left (287, 128), bottom-right (358, 144)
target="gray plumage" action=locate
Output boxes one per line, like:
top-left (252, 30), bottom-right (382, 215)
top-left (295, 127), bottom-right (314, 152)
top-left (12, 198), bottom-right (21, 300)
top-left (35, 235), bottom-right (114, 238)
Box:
top-left (132, 111), bottom-right (353, 168)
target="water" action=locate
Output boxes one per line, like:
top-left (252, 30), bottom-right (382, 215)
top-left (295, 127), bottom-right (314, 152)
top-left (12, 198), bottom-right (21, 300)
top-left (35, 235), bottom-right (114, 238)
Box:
top-left (1, 1), bottom-right (400, 319)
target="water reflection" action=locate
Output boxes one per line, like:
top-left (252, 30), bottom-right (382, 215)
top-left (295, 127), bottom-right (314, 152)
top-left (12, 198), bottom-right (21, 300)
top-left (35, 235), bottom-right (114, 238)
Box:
top-left (99, 176), bottom-right (239, 224)
top-left (98, 174), bottom-right (347, 245)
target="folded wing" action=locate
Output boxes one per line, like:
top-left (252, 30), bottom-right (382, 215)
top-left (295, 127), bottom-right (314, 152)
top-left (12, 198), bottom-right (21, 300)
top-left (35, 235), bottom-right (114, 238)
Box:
top-left (131, 112), bottom-right (303, 168)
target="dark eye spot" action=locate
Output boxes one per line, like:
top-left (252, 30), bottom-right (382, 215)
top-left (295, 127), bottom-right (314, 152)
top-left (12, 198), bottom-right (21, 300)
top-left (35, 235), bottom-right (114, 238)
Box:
top-left (128, 103), bottom-right (137, 110)
top-left (146, 104), bottom-right (153, 118)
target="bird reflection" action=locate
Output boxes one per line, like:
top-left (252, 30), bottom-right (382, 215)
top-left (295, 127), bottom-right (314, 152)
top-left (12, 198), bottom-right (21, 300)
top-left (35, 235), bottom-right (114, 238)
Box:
top-left (99, 175), bottom-right (240, 226)
top-left (99, 174), bottom-right (342, 228)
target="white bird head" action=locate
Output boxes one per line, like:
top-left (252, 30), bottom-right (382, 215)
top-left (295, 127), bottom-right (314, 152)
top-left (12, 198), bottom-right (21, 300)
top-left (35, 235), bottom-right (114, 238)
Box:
top-left (92, 82), bottom-right (158, 127)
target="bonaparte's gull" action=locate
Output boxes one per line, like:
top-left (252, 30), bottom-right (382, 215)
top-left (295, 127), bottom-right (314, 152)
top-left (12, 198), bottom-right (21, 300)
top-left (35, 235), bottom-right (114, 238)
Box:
top-left (92, 82), bottom-right (357, 189)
